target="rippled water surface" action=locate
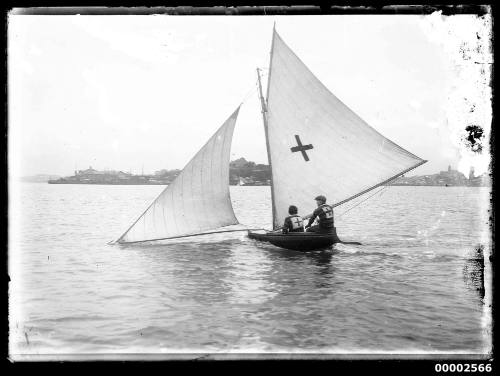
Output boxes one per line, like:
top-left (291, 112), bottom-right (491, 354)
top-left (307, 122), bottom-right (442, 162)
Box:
top-left (9, 183), bottom-right (492, 357)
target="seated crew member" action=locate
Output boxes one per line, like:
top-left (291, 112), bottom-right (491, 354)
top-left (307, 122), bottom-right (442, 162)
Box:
top-left (282, 205), bottom-right (305, 234)
top-left (305, 195), bottom-right (334, 233)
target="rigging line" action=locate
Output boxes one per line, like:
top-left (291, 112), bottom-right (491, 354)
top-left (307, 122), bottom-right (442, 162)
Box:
top-left (338, 185), bottom-right (388, 218)
top-left (337, 185), bottom-right (389, 218)
top-left (332, 160), bottom-right (427, 209)
top-left (336, 193), bottom-right (375, 219)
top-left (240, 81), bottom-right (259, 105)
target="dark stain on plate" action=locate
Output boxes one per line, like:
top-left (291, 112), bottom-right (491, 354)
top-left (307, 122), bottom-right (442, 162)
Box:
top-left (464, 125), bottom-right (484, 153)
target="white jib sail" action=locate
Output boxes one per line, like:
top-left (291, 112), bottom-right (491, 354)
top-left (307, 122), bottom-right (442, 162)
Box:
top-left (117, 107), bottom-right (241, 243)
top-left (266, 30), bottom-right (426, 229)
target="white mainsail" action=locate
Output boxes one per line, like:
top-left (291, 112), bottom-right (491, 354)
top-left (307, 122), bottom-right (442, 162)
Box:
top-left (265, 30), bottom-right (426, 229)
top-left (117, 107), bottom-right (241, 243)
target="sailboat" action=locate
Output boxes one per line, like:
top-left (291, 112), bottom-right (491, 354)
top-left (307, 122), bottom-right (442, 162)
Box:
top-left (114, 26), bottom-right (426, 251)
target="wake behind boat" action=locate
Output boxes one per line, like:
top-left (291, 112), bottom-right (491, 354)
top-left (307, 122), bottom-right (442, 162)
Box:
top-left (113, 25), bottom-right (426, 251)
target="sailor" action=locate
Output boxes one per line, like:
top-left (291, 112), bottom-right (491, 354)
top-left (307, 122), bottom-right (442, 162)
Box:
top-left (282, 205), bottom-right (305, 234)
top-left (305, 195), bottom-right (334, 233)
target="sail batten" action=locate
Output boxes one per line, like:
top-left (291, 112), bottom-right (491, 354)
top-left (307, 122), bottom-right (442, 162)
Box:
top-left (117, 107), bottom-right (241, 243)
top-left (266, 30), bottom-right (426, 228)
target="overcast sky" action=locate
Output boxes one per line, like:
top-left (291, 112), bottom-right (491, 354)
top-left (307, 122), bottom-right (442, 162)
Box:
top-left (8, 13), bottom-right (492, 177)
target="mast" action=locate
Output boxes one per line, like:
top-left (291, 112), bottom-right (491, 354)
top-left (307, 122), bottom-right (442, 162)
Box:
top-left (256, 24), bottom-right (279, 229)
top-left (257, 65), bottom-right (277, 229)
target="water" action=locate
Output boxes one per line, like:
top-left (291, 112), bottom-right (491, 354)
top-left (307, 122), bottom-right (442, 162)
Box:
top-left (8, 183), bottom-right (492, 358)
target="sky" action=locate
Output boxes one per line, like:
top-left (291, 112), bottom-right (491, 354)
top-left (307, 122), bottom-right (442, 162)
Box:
top-left (8, 13), bottom-right (492, 177)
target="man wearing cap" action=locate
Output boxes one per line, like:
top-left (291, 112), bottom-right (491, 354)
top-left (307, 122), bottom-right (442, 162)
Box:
top-left (305, 195), bottom-right (334, 233)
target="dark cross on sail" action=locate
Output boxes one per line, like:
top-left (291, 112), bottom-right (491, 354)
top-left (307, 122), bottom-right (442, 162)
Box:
top-left (290, 135), bottom-right (314, 161)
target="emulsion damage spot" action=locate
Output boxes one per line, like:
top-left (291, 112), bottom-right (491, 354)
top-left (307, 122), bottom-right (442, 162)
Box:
top-left (463, 125), bottom-right (484, 153)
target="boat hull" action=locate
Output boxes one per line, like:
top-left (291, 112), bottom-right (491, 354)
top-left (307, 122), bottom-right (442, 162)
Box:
top-left (248, 227), bottom-right (341, 251)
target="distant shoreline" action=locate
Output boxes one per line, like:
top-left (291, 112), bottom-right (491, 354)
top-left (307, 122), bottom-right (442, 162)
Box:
top-left (18, 180), bottom-right (491, 188)
top-left (19, 160), bottom-right (491, 187)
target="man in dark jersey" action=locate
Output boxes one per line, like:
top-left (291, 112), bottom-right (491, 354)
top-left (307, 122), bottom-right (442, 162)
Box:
top-left (282, 205), bottom-right (304, 234)
top-left (305, 195), bottom-right (334, 233)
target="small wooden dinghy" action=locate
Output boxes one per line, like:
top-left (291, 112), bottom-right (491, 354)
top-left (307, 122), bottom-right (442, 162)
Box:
top-left (248, 229), bottom-right (341, 251)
